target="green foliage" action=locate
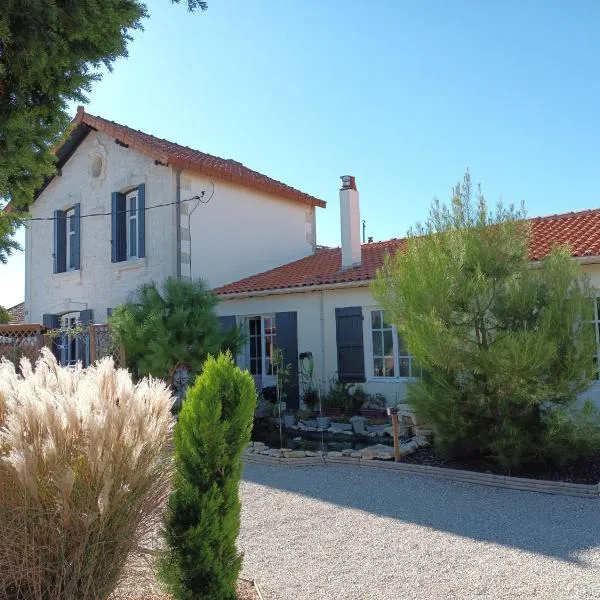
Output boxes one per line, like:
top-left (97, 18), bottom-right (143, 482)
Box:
top-left (373, 172), bottom-right (597, 471)
top-left (159, 352), bottom-right (257, 600)
top-left (109, 278), bottom-right (244, 384)
top-left (321, 380), bottom-right (369, 415)
top-left (0, 305), bottom-right (9, 324)
top-left (0, 0), bottom-right (206, 259)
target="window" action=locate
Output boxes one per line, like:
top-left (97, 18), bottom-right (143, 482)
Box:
top-left (59, 313), bottom-right (89, 367)
top-left (127, 190), bottom-right (138, 258)
top-left (592, 297), bottom-right (600, 380)
top-left (247, 315), bottom-right (276, 378)
top-left (111, 185), bottom-right (145, 262)
top-left (53, 204), bottom-right (80, 273)
top-left (370, 309), bottom-right (416, 378)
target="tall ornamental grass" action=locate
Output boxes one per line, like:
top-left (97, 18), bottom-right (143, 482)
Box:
top-left (0, 348), bottom-right (173, 600)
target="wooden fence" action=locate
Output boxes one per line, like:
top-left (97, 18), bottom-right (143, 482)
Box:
top-left (0, 324), bottom-right (124, 369)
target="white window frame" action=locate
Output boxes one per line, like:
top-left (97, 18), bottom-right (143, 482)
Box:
top-left (127, 189), bottom-right (138, 259)
top-left (65, 206), bottom-right (76, 271)
top-left (244, 314), bottom-right (276, 385)
top-left (366, 307), bottom-right (418, 381)
top-left (59, 313), bottom-right (89, 367)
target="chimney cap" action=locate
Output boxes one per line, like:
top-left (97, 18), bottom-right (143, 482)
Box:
top-left (340, 175), bottom-right (357, 191)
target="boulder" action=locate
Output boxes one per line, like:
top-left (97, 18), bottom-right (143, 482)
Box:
top-left (289, 450), bottom-right (306, 458)
top-left (350, 451), bottom-right (362, 459)
top-left (331, 422), bottom-right (353, 432)
top-left (375, 451), bottom-right (394, 460)
top-left (350, 415), bottom-right (368, 434)
top-left (413, 435), bottom-right (430, 448)
top-left (327, 451), bottom-right (343, 458)
top-left (253, 441), bottom-right (267, 450)
top-left (305, 451), bottom-right (318, 457)
top-left (316, 416), bottom-right (331, 429)
top-left (383, 426), bottom-right (394, 437)
top-left (342, 448), bottom-right (354, 457)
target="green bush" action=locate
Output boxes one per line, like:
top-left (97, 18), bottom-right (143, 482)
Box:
top-left (159, 352), bottom-right (257, 600)
top-left (374, 172), bottom-right (597, 471)
top-left (0, 349), bottom-right (173, 600)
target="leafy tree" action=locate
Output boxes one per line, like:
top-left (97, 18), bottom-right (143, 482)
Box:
top-left (0, 0), bottom-right (207, 258)
top-left (159, 352), bottom-right (257, 600)
top-left (109, 277), bottom-right (243, 386)
top-left (0, 304), bottom-right (9, 324)
top-left (373, 172), bottom-right (597, 471)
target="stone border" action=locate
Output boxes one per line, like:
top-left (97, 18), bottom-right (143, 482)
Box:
top-left (243, 453), bottom-right (600, 500)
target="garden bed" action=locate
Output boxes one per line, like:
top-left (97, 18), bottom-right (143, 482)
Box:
top-left (402, 447), bottom-right (600, 485)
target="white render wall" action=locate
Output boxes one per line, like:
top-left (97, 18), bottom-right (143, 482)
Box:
top-left (25, 131), bottom-right (177, 324)
top-left (181, 170), bottom-right (316, 288)
top-left (218, 261), bottom-right (600, 407)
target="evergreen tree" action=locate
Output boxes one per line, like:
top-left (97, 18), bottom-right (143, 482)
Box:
top-left (0, 0), bottom-right (207, 258)
top-left (373, 172), bottom-right (597, 471)
top-left (109, 278), bottom-right (243, 385)
top-left (0, 304), bottom-right (9, 324)
top-left (159, 352), bottom-right (257, 600)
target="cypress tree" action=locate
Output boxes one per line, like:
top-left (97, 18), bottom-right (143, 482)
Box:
top-left (159, 352), bottom-right (257, 600)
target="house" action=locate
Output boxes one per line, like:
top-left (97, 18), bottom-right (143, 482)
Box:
top-left (213, 176), bottom-right (600, 409)
top-left (6, 302), bottom-right (25, 325)
top-left (23, 107), bottom-right (326, 364)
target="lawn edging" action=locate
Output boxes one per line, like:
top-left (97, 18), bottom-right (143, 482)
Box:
top-left (243, 452), bottom-right (600, 499)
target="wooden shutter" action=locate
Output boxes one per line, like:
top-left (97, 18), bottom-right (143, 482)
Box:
top-left (71, 203), bottom-right (81, 270)
top-left (111, 192), bottom-right (126, 262)
top-left (79, 309), bottom-right (94, 325)
top-left (42, 314), bottom-right (61, 362)
top-left (137, 184), bottom-right (145, 258)
top-left (275, 311), bottom-right (299, 409)
top-left (335, 306), bottom-right (366, 382)
top-left (53, 210), bottom-right (66, 273)
top-left (218, 315), bottom-right (237, 331)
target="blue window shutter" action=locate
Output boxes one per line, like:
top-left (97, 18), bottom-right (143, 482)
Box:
top-left (111, 192), bottom-right (126, 262)
top-left (137, 184), bottom-right (145, 258)
top-left (218, 315), bottom-right (237, 331)
top-left (335, 306), bottom-right (366, 382)
top-left (53, 210), bottom-right (66, 273)
top-left (71, 203), bottom-right (81, 270)
top-left (275, 311), bottom-right (299, 409)
top-left (43, 314), bottom-right (61, 362)
top-left (79, 309), bottom-right (93, 325)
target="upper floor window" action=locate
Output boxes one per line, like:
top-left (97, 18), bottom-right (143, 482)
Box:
top-left (53, 204), bottom-right (80, 273)
top-left (369, 309), bottom-right (417, 378)
top-left (112, 184), bottom-right (145, 263)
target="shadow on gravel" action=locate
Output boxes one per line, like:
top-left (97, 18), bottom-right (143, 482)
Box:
top-left (243, 463), bottom-right (600, 564)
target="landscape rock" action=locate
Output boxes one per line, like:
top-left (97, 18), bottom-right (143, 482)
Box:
top-left (330, 422), bottom-right (353, 432)
top-left (290, 450), bottom-right (307, 458)
top-left (360, 449), bottom-right (377, 460)
top-left (305, 451), bottom-right (318, 457)
top-left (413, 435), bottom-right (430, 448)
top-left (327, 451), bottom-right (343, 458)
top-left (268, 449), bottom-right (282, 458)
top-left (253, 441), bottom-right (267, 450)
top-left (316, 416), bottom-right (331, 429)
top-left (350, 415), bottom-right (368, 434)
top-left (350, 451), bottom-right (362, 458)
top-left (342, 448), bottom-right (354, 457)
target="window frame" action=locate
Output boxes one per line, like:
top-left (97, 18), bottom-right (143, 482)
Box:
top-left (59, 313), bottom-right (89, 367)
top-left (366, 307), bottom-right (418, 381)
top-left (126, 189), bottom-right (139, 260)
top-left (245, 314), bottom-right (276, 383)
top-left (65, 206), bottom-right (77, 271)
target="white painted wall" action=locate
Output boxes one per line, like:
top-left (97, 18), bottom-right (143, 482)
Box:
top-left (218, 261), bottom-right (600, 408)
top-left (25, 131), bottom-right (177, 324)
top-left (181, 170), bottom-right (316, 288)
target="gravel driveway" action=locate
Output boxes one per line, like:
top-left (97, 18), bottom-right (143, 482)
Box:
top-left (240, 464), bottom-right (600, 600)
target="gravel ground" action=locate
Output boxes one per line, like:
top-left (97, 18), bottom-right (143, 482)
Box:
top-left (239, 464), bottom-right (600, 600)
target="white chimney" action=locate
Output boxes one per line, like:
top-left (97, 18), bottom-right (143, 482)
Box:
top-left (339, 175), bottom-right (361, 269)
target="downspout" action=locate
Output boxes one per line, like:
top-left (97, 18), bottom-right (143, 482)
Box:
top-left (175, 168), bottom-right (182, 279)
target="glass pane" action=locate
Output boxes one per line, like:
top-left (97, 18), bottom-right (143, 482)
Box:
top-left (69, 213), bottom-right (76, 233)
top-left (371, 310), bottom-right (382, 330)
top-left (264, 317), bottom-right (275, 335)
top-left (129, 196), bottom-right (137, 214)
top-left (372, 331), bottom-right (382, 356)
top-left (383, 330), bottom-right (394, 355)
top-left (384, 356), bottom-right (395, 377)
top-left (397, 335), bottom-right (406, 353)
top-left (249, 318), bottom-right (258, 336)
top-left (399, 357), bottom-right (411, 377)
top-left (129, 219), bottom-right (137, 256)
top-left (373, 357), bottom-right (384, 377)
top-left (382, 311), bottom-right (393, 329)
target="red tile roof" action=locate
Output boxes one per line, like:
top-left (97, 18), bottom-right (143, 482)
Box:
top-left (72, 107), bottom-right (326, 208)
top-left (214, 209), bottom-right (600, 296)
top-left (7, 302), bottom-right (25, 324)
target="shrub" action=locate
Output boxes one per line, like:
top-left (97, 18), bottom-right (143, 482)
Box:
top-left (373, 172), bottom-right (597, 471)
top-left (159, 352), bottom-right (257, 600)
top-left (110, 278), bottom-right (244, 386)
top-left (0, 348), bottom-right (173, 600)
top-left (321, 380), bottom-right (370, 415)
top-left (0, 305), bottom-right (9, 324)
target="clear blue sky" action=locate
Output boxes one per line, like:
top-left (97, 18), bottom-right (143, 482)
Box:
top-left (3, 0), bottom-right (600, 308)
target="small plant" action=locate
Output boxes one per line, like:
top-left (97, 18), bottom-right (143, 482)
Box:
top-left (159, 352), bottom-right (257, 600)
top-left (0, 348), bottom-right (173, 600)
top-left (321, 379), bottom-right (369, 415)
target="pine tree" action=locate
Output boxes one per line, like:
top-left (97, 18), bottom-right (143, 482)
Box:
top-left (373, 172), bottom-right (597, 471)
top-left (159, 352), bottom-right (257, 600)
top-left (109, 278), bottom-right (243, 385)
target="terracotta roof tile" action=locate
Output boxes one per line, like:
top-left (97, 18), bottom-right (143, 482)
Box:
top-left (214, 209), bottom-right (600, 296)
top-left (7, 302), bottom-right (25, 324)
top-left (73, 107), bottom-right (326, 208)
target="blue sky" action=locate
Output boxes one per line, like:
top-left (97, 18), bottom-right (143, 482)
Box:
top-left (3, 0), bottom-right (600, 308)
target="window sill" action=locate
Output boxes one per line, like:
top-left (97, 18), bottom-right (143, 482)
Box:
top-left (53, 270), bottom-right (81, 284)
top-left (367, 376), bottom-right (418, 383)
top-left (112, 257), bottom-right (147, 275)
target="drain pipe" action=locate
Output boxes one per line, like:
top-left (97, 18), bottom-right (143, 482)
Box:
top-left (175, 169), bottom-right (182, 279)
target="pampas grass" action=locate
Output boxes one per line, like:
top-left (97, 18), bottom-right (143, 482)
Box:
top-left (0, 348), bottom-right (174, 600)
